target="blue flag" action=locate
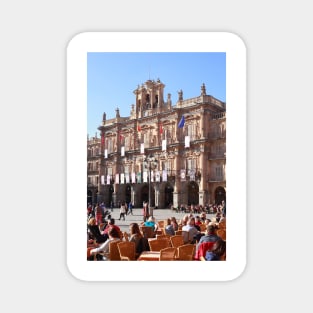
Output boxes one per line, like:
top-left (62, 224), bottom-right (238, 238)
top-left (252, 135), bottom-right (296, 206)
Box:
top-left (178, 115), bottom-right (185, 128)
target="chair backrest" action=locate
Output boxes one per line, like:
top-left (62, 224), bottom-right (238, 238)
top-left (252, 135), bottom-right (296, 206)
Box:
top-left (182, 231), bottom-right (190, 244)
top-left (148, 239), bottom-right (170, 251)
top-left (157, 220), bottom-right (165, 229)
top-left (177, 244), bottom-right (196, 261)
top-left (199, 224), bottom-right (207, 232)
top-left (117, 241), bottom-right (136, 261)
top-left (170, 235), bottom-right (185, 248)
top-left (216, 229), bottom-right (226, 241)
top-left (194, 241), bottom-right (215, 260)
top-left (109, 241), bottom-right (121, 260)
top-left (140, 226), bottom-right (155, 238)
top-left (156, 234), bottom-right (171, 247)
top-left (175, 230), bottom-right (183, 236)
top-left (159, 247), bottom-right (177, 261)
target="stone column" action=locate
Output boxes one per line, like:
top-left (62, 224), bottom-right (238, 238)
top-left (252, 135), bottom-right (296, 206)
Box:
top-left (198, 145), bottom-right (208, 205)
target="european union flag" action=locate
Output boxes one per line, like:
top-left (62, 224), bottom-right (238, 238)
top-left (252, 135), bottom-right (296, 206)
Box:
top-left (178, 115), bottom-right (185, 128)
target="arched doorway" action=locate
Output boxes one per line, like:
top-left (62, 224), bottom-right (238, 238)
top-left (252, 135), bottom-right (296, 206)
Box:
top-left (188, 182), bottom-right (199, 205)
top-left (141, 185), bottom-right (149, 205)
top-left (125, 185), bottom-right (131, 204)
top-left (164, 184), bottom-right (174, 208)
top-left (215, 186), bottom-right (226, 205)
top-left (141, 184), bottom-right (155, 207)
top-left (109, 185), bottom-right (114, 206)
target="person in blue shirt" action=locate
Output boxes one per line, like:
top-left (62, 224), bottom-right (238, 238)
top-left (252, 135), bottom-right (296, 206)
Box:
top-left (205, 239), bottom-right (226, 261)
top-left (127, 202), bottom-right (133, 215)
top-left (144, 216), bottom-right (158, 232)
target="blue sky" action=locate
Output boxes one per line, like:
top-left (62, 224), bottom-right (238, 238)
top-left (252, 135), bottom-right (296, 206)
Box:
top-left (87, 52), bottom-right (226, 137)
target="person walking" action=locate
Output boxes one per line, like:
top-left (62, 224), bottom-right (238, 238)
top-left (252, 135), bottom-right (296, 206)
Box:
top-left (119, 201), bottom-right (126, 221)
top-left (127, 201), bottom-right (133, 215)
top-left (142, 201), bottom-right (149, 222)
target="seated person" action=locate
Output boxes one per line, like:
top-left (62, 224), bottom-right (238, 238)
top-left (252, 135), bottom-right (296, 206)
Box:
top-left (204, 239), bottom-right (226, 261)
top-left (89, 227), bottom-right (121, 261)
top-left (144, 216), bottom-right (158, 232)
top-left (182, 216), bottom-right (200, 244)
top-left (165, 218), bottom-right (175, 236)
top-left (129, 223), bottom-right (150, 258)
top-left (102, 218), bottom-right (121, 236)
top-left (195, 224), bottom-right (221, 254)
top-left (87, 217), bottom-right (108, 243)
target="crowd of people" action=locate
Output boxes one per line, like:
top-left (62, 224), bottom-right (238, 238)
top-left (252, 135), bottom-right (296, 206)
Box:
top-left (87, 200), bottom-right (226, 261)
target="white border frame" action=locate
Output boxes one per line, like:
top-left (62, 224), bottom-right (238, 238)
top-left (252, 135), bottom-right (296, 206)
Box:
top-left (67, 32), bottom-right (246, 281)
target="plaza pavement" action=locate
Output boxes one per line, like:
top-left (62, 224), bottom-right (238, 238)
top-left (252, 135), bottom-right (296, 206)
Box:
top-left (107, 207), bottom-right (216, 233)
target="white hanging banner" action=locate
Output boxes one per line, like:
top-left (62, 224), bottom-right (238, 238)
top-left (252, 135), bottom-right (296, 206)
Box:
top-left (189, 169), bottom-right (195, 181)
top-left (107, 175), bottom-right (111, 185)
top-left (115, 173), bottom-right (119, 184)
top-left (120, 173), bottom-right (125, 184)
top-left (101, 175), bottom-right (104, 185)
top-left (155, 171), bottom-right (160, 182)
top-left (162, 139), bottom-right (167, 151)
top-left (150, 171), bottom-right (154, 182)
top-left (125, 173), bottom-right (130, 184)
top-left (137, 172), bottom-right (141, 183)
top-left (143, 171), bottom-right (148, 183)
top-left (181, 169), bottom-right (186, 181)
top-left (104, 149), bottom-right (108, 158)
top-left (131, 172), bottom-right (136, 183)
top-left (185, 135), bottom-right (190, 148)
top-left (162, 170), bottom-right (167, 182)
top-left (140, 143), bottom-right (144, 154)
top-left (121, 146), bottom-right (125, 156)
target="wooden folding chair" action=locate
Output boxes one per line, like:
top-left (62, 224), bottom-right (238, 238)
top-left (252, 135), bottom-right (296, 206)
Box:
top-left (216, 229), bottom-right (226, 241)
top-left (159, 247), bottom-right (177, 261)
top-left (117, 241), bottom-right (136, 261)
top-left (148, 239), bottom-right (170, 251)
top-left (156, 234), bottom-right (171, 246)
top-left (177, 244), bottom-right (196, 261)
top-left (140, 226), bottom-right (155, 238)
top-left (170, 235), bottom-right (184, 248)
top-left (199, 224), bottom-right (207, 232)
top-left (109, 241), bottom-right (121, 261)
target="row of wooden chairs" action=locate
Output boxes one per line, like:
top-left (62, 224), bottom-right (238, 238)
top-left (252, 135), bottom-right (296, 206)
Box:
top-left (113, 241), bottom-right (195, 261)
top-left (159, 244), bottom-right (195, 261)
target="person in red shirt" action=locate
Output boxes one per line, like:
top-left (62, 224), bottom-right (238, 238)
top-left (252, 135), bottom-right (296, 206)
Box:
top-left (102, 218), bottom-right (121, 237)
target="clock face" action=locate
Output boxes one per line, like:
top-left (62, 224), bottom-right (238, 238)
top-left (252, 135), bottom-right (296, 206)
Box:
top-left (181, 172), bottom-right (185, 179)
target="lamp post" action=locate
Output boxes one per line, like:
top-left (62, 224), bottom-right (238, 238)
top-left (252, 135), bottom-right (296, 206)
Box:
top-left (144, 154), bottom-right (157, 217)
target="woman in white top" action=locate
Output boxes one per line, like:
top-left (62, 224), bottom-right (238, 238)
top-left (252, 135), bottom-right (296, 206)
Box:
top-left (119, 201), bottom-right (127, 221)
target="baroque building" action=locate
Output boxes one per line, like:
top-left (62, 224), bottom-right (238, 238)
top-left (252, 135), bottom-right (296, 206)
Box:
top-left (89, 79), bottom-right (226, 209)
top-left (87, 134), bottom-right (101, 204)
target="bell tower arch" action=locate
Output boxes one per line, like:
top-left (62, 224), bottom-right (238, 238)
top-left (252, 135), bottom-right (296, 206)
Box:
top-left (133, 78), bottom-right (165, 117)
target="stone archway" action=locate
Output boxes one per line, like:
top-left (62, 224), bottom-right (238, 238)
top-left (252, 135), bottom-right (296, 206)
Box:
top-left (215, 186), bottom-right (226, 205)
top-left (109, 185), bottom-right (114, 206)
top-left (125, 184), bottom-right (131, 204)
top-left (188, 181), bottom-right (199, 205)
top-left (164, 184), bottom-right (174, 208)
top-left (141, 185), bottom-right (149, 205)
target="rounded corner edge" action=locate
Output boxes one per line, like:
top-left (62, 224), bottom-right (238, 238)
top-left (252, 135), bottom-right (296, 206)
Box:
top-left (225, 258), bottom-right (247, 282)
top-left (66, 31), bottom-right (89, 52)
top-left (223, 31), bottom-right (247, 51)
top-left (65, 259), bottom-right (90, 283)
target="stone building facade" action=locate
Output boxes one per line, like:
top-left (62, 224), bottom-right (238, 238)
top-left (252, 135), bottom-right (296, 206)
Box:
top-left (87, 135), bottom-right (101, 205)
top-left (88, 79), bottom-right (226, 209)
